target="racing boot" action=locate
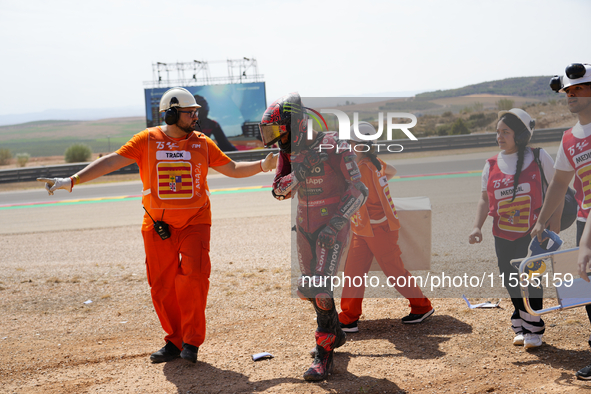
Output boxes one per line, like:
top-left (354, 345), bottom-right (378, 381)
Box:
top-left (309, 327), bottom-right (346, 357)
top-left (304, 330), bottom-right (337, 381)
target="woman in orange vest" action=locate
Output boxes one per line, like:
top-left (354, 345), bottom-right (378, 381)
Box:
top-left (339, 122), bottom-right (434, 333)
top-left (468, 108), bottom-right (561, 349)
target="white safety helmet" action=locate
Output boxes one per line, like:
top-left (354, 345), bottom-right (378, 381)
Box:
top-left (159, 87), bottom-right (200, 112)
top-left (497, 108), bottom-right (535, 135)
top-left (498, 108), bottom-right (535, 146)
top-left (349, 121), bottom-right (378, 142)
top-left (550, 63), bottom-right (591, 93)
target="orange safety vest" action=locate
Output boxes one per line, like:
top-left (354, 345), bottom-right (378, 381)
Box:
top-left (144, 127), bottom-right (211, 210)
top-left (350, 157), bottom-right (400, 237)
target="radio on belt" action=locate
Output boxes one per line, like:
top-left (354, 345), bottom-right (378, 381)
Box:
top-left (143, 207), bottom-right (171, 240)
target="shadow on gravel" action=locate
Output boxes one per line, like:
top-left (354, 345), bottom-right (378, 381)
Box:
top-left (162, 360), bottom-right (299, 393)
top-left (347, 314), bottom-right (473, 359)
top-left (514, 343), bottom-right (591, 386)
top-left (161, 352), bottom-right (407, 393)
top-left (330, 351), bottom-right (407, 393)
top-left (553, 371), bottom-right (591, 391)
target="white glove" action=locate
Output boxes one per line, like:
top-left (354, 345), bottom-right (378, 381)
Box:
top-left (37, 177), bottom-right (73, 195)
top-left (260, 153), bottom-right (279, 172)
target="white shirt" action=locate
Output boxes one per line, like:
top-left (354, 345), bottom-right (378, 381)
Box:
top-left (481, 147), bottom-right (555, 191)
top-left (555, 122), bottom-right (591, 171)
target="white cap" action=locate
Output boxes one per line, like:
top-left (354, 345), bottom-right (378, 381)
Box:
top-left (349, 121), bottom-right (378, 142)
top-left (498, 108), bottom-right (535, 135)
top-left (159, 87), bottom-right (201, 112)
top-left (560, 63), bottom-right (591, 92)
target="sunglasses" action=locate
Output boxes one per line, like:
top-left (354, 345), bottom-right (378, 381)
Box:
top-left (178, 110), bottom-right (199, 118)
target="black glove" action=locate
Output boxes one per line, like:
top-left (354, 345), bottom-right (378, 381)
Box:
top-left (294, 162), bottom-right (309, 183)
top-left (317, 224), bottom-right (338, 249)
top-left (301, 150), bottom-right (328, 170)
top-left (293, 150), bottom-right (328, 182)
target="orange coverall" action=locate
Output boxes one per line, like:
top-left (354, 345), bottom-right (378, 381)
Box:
top-left (339, 157), bottom-right (432, 325)
top-left (117, 127), bottom-right (230, 349)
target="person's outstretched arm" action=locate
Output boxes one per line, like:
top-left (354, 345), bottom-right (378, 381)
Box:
top-left (213, 152), bottom-right (277, 178)
top-left (38, 153), bottom-right (135, 194)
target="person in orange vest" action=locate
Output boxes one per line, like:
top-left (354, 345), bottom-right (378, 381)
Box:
top-left (38, 87), bottom-right (277, 365)
top-left (469, 108), bottom-right (561, 349)
top-left (339, 122), bottom-right (434, 333)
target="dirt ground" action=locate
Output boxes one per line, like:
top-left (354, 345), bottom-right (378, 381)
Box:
top-left (2, 217), bottom-right (591, 394)
top-left (3, 154), bottom-right (591, 393)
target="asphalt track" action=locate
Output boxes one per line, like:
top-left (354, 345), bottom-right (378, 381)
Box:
top-left (0, 145), bottom-right (576, 300)
top-left (0, 147), bottom-right (562, 240)
top-left (0, 147), bottom-right (558, 208)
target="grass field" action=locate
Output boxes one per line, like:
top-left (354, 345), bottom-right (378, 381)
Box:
top-left (0, 117), bottom-right (145, 157)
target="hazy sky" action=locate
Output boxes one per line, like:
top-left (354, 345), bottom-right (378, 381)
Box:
top-left (1, 0), bottom-right (589, 116)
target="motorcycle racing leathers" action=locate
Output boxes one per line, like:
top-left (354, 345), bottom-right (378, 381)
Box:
top-left (273, 132), bottom-right (368, 353)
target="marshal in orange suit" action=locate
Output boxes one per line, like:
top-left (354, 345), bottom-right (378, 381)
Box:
top-left (339, 122), bottom-right (433, 333)
top-left (38, 87), bottom-right (277, 364)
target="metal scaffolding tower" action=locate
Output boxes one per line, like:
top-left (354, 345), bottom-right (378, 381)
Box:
top-left (144, 58), bottom-right (263, 88)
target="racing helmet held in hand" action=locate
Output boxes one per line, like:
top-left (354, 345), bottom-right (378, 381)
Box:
top-left (259, 92), bottom-right (308, 153)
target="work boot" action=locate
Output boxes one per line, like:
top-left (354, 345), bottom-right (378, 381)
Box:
top-left (180, 342), bottom-right (199, 363)
top-left (150, 342), bottom-right (181, 363)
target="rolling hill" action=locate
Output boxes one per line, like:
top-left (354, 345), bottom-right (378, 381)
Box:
top-left (415, 76), bottom-right (556, 100)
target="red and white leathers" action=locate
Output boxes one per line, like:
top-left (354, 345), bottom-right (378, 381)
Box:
top-left (339, 157), bottom-right (432, 325)
top-left (487, 155), bottom-right (543, 240)
top-left (273, 133), bottom-right (367, 278)
top-left (273, 131), bottom-right (367, 343)
top-left (559, 127), bottom-right (591, 221)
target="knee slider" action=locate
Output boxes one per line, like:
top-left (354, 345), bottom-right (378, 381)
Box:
top-left (315, 293), bottom-right (334, 311)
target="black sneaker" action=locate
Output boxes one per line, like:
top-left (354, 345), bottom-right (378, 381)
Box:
top-left (401, 308), bottom-right (435, 324)
top-left (576, 364), bottom-right (591, 380)
top-left (150, 342), bottom-right (181, 363)
top-left (340, 320), bottom-right (359, 333)
top-left (180, 343), bottom-right (199, 363)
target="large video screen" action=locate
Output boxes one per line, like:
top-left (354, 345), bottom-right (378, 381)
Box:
top-left (144, 82), bottom-right (267, 150)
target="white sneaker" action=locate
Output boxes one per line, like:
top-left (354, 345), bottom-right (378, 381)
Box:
top-left (524, 333), bottom-right (543, 349)
top-left (513, 333), bottom-right (524, 346)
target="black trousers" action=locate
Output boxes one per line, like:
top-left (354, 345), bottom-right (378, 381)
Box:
top-left (495, 235), bottom-right (545, 334)
top-left (575, 221), bottom-right (591, 331)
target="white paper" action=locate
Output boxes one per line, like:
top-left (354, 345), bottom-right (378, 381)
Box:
top-left (252, 352), bottom-right (274, 361)
top-left (83, 300), bottom-right (93, 304)
top-left (463, 295), bottom-right (500, 309)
